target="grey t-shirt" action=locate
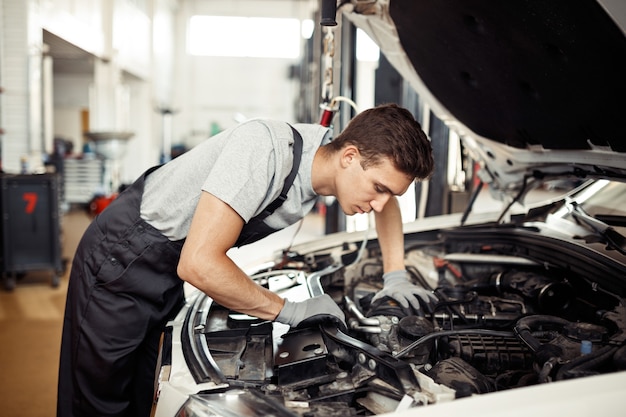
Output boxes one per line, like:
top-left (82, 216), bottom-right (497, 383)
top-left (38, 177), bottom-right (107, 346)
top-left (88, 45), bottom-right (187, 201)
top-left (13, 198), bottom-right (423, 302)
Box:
top-left (140, 119), bottom-right (331, 241)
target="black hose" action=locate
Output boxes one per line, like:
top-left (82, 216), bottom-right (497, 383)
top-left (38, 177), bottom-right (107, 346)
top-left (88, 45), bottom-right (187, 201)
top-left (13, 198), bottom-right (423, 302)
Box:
top-left (514, 315), bottom-right (570, 353)
top-left (406, 265), bottom-right (433, 291)
top-left (555, 345), bottom-right (617, 381)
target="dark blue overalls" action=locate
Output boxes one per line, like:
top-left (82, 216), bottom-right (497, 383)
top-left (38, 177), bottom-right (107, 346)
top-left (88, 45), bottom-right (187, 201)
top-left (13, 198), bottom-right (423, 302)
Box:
top-left (57, 127), bottom-right (302, 417)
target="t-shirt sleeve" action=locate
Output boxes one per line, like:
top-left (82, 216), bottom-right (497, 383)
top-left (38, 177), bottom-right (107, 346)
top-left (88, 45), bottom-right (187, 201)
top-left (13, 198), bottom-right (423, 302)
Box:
top-left (201, 121), bottom-right (282, 223)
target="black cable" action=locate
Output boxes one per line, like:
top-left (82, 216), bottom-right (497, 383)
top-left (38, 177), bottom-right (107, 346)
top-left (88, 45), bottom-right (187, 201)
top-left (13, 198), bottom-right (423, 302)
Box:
top-left (394, 329), bottom-right (516, 358)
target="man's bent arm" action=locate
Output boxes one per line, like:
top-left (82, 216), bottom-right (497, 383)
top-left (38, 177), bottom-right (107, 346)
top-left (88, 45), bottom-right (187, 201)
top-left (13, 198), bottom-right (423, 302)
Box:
top-left (177, 191), bottom-right (284, 320)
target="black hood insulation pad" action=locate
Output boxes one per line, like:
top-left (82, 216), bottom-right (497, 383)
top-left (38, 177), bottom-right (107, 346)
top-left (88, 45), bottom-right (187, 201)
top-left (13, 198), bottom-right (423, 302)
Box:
top-left (389, 0), bottom-right (626, 152)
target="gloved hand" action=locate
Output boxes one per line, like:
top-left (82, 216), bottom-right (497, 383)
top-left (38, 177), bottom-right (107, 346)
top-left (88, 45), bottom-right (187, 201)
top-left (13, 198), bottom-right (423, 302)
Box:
top-left (276, 294), bottom-right (346, 329)
top-left (371, 270), bottom-right (436, 312)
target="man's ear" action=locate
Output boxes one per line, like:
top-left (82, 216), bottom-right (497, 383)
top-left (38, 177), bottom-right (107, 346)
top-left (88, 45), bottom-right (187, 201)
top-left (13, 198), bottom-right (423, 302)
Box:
top-left (340, 145), bottom-right (359, 168)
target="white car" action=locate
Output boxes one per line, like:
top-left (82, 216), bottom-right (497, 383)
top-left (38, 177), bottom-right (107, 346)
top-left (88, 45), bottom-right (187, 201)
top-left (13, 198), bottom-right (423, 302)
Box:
top-left (152, 1), bottom-right (626, 416)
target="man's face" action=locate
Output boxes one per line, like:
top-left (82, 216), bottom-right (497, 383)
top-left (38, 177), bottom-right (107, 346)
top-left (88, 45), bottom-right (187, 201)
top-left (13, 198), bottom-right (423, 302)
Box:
top-left (335, 148), bottom-right (413, 215)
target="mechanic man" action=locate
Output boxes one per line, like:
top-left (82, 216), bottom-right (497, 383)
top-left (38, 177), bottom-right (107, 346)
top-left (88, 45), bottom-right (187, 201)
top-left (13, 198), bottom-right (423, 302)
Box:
top-left (57, 103), bottom-right (436, 417)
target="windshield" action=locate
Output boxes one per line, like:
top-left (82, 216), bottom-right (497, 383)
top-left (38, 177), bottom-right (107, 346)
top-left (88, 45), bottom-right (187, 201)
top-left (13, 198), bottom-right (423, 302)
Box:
top-left (578, 181), bottom-right (626, 219)
top-left (561, 180), bottom-right (626, 235)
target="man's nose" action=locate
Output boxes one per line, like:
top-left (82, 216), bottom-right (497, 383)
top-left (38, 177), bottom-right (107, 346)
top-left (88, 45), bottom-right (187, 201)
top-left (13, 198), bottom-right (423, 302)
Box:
top-left (370, 194), bottom-right (391, 212)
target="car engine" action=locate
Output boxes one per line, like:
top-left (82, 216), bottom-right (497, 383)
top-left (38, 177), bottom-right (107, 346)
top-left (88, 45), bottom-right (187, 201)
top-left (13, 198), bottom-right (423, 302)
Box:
top-left (177, 224), bottom-right (626, 416)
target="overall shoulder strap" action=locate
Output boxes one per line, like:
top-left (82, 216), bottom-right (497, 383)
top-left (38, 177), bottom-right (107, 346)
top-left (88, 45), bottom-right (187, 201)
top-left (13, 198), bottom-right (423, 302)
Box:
top-left (254, 124), bottom-right (303, 221)
top-left (233, 124), bottom-right (303, 247)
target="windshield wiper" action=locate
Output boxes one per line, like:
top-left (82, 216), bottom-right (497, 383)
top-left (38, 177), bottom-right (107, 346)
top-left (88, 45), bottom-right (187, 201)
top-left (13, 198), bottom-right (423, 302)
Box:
top-left (569, 201), bottom-right (626, 255)
top-left (594, 214), bottom-right (626, 228)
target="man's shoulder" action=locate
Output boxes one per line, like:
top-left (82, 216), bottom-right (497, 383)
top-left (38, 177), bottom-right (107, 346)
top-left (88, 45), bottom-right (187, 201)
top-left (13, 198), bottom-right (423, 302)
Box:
top-left (225, 120), bottom-right (330, 161)
top-left (236, 119), bottom-right (327, 139)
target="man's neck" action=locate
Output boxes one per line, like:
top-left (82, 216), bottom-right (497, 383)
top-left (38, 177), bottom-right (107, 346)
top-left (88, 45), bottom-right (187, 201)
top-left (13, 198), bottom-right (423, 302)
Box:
top-left (311, 147), bottom-right (335, 196)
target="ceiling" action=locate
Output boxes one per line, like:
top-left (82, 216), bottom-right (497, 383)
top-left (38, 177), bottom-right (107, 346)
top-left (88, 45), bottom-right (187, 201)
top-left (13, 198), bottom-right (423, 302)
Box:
top-left (43, 30), bottom-right (95, 76)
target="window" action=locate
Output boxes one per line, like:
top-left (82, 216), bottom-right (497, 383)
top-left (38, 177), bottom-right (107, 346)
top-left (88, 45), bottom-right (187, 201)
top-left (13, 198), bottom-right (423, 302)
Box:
top-left (356, 28), bottom-right (380, 62)
top-left (187, 15), bottom-right (301, 59)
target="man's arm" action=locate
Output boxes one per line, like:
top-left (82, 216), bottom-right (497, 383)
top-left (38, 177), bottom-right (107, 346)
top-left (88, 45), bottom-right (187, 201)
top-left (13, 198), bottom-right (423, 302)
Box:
top-left (372, 196), bottom-right (436, 310)
top-left (373, 196), bottom-right (406, 273)
top-left (178, 191), bottom-right (285, 320)
top-left (177, 191), bottom-right (345, 328)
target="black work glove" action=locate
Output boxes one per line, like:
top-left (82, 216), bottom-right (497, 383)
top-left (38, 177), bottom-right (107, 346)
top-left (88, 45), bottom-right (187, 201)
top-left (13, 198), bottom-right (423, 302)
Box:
top-left (276, 294), bottom-right (346, 330)
top-left (370, 270), bottom-right (437, 313)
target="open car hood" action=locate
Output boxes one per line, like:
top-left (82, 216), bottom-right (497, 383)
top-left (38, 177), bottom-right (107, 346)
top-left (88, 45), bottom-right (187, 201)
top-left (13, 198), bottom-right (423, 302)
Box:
top-left (343, 0), bottom-right (626, 196)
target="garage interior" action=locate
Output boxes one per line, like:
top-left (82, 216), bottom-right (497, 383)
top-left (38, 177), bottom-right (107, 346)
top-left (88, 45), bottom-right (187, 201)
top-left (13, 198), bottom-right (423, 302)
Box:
top-left (0, 0), bottom-right (573, 415)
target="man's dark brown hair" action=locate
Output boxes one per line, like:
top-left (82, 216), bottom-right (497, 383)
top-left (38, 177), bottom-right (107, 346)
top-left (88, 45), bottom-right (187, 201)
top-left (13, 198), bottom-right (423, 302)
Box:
top-left (326, 103), bottom-right (434, 180)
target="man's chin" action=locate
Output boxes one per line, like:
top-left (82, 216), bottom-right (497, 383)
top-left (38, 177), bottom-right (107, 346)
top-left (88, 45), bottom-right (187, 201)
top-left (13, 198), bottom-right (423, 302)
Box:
top-left (344, 207), bottom-right (362, 216)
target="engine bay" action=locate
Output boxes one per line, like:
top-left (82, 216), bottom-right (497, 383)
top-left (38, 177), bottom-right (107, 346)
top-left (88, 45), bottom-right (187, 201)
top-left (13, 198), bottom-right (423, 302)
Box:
top-left (180, 225), bottom-right (626, 416)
